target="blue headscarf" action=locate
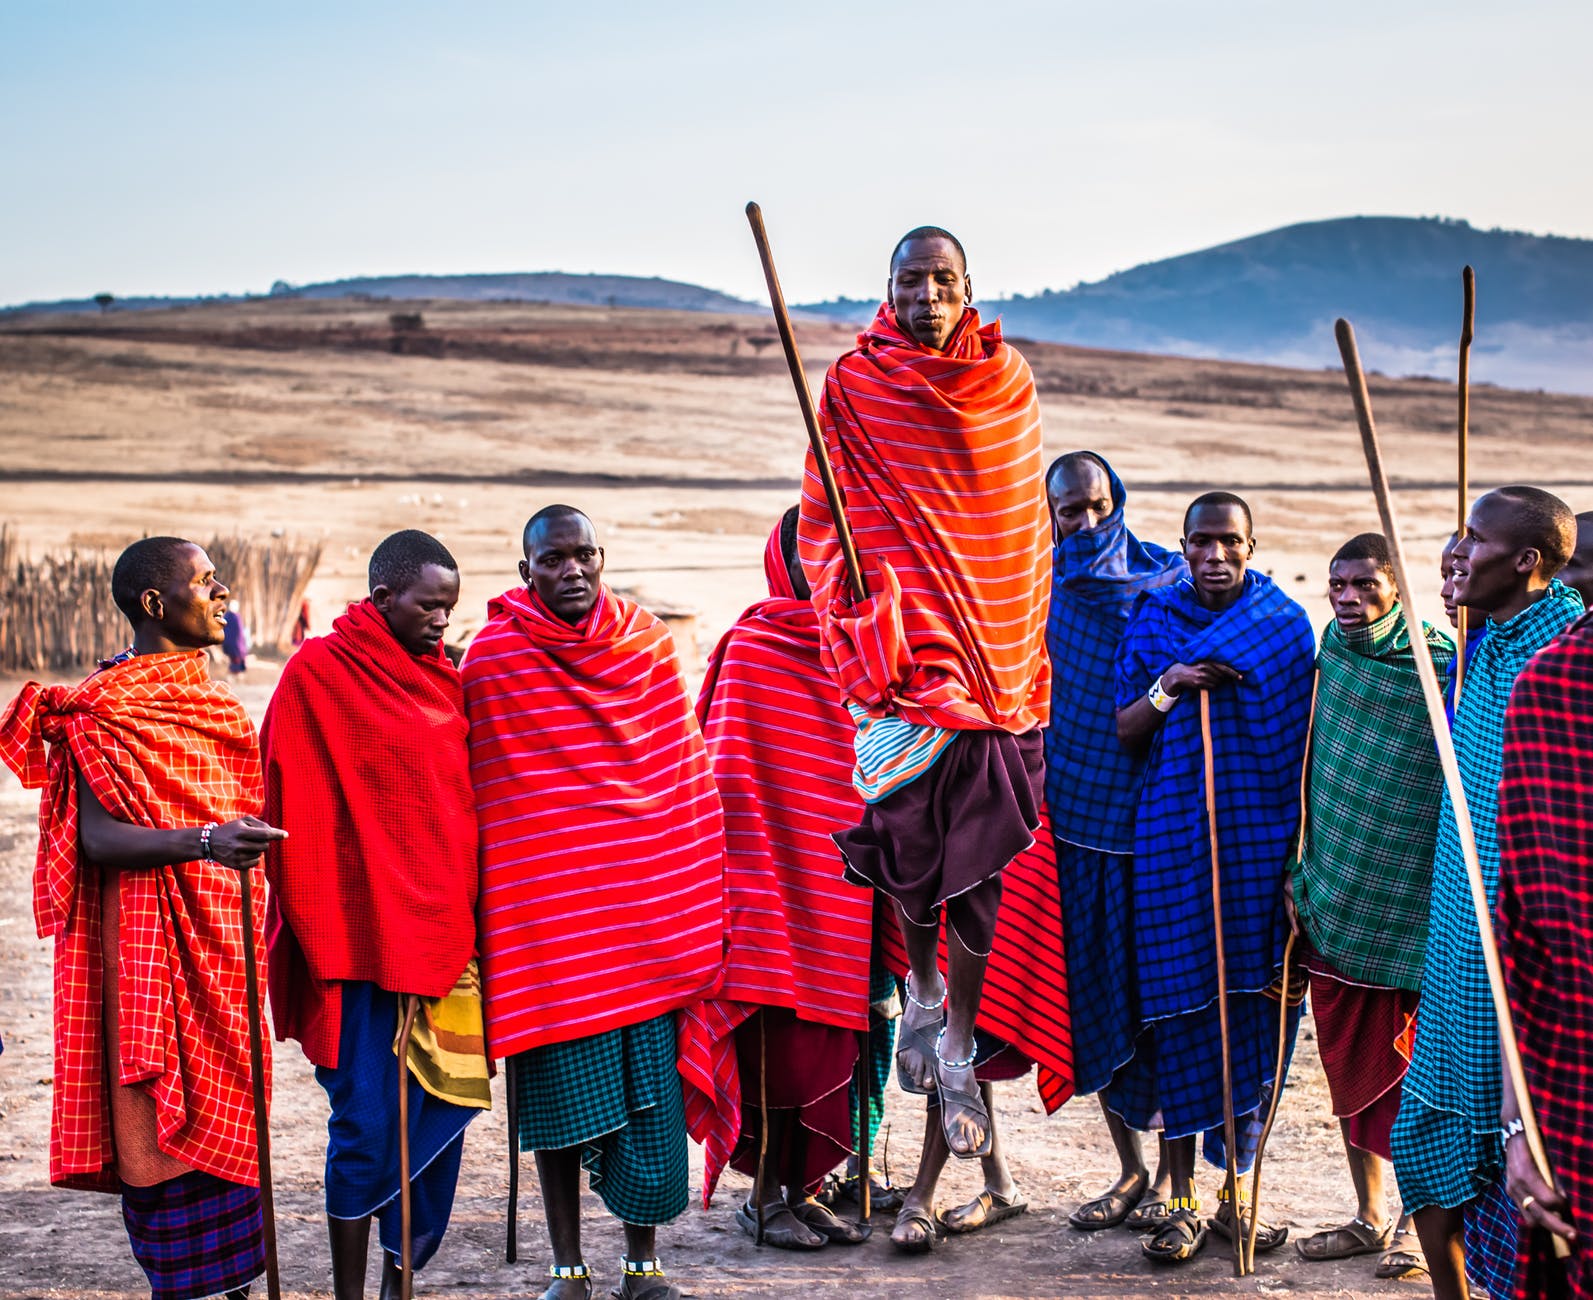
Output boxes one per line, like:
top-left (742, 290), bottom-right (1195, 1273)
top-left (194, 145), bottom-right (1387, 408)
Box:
top-left (1043, 453), bottom-right (1187, 854)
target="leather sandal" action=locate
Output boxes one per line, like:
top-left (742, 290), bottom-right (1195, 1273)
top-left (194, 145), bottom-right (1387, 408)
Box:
top-left (1142, 1199), bottom-right (1207, 1264)
top-left (943, 1187), bottom-right (1029, 1235)
top-left (933, 1032), bottom-right (993, 1159)
top-left (1069, 1170), bottom-right (1150, 1230)
top-left (890, 1205), bottom-right (943, 1255)
top-left (1296, 1216), bottom-right (1393, 1261)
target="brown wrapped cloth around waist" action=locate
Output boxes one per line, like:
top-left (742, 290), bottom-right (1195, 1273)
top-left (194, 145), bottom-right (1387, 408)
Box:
top-left (834, 729), bottom-right (1044, 953)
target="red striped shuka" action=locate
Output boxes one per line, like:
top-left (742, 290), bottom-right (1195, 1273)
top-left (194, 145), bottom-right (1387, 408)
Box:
top-left (0, 652), bottom-right (270, 1191)
top-left (462, 583), bottom-right (726, 1060)
top-left (678, 524), bottom-right (873, 1205)
top-left (1497, 612), bottom-right (1593, 1300)
top-left (797, 304), bottom-right (1051, 735)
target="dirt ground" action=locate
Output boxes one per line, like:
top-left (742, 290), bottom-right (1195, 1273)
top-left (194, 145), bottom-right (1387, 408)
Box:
top-left (2, 299), bottom-right (1591, 1297)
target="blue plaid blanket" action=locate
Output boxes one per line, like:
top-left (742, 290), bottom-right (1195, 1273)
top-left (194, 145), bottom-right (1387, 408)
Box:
top-left (1045, 458), bottom-right (1186, 854)
top-left (1393, 579), bottom-right (1584, 1211)
top-left (1116, 571), bottom-right (1316, 1017)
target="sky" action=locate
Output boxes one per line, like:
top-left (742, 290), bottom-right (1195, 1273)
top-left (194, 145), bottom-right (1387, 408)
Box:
top-left (3, 0), bottom-right (1589, 307)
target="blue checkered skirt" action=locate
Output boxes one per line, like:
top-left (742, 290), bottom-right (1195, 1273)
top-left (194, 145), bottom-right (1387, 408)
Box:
top-left (120, 1170), bottom-right (264, 1300)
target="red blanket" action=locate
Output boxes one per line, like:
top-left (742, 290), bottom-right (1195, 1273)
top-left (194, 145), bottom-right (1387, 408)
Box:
top-left (0, 652), bottom-right (269, 1190)
top-left (879, 809), bottom-right (1075, 1112)
top-left (798, 305), bottom-right (1051, 734)
top-left (679, 525), bottom-right (874, 1203)
top-left (463, 584), bottom-right (725, 1058)
top-left (262, 598), bottom-right (478, 1067)
top-left (1498, 613), bottom-right (1593, 1299)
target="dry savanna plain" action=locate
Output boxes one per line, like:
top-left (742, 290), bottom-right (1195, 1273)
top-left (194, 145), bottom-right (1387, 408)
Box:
top-left (2, 297), bottom-right (1591, 1299)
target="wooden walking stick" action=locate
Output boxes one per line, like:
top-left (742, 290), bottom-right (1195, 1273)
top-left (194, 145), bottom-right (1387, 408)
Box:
top-left (505, 1054), bottom-right (520, 1263)
top-left (745, 201), bottom-right (867, 601)
top-left (396, 994), bottom-right (423, 1300)
top-left (856, 1023), bottom-right (872, 1223)
top-left (1454, 265), bottom-right (1476, 703)
top-left (753, 1016), bottom-right (770, 1246)
top-left (238, 866), bottom-right (282, 1300)
top-left (1199, 690), bottom-right (1246, 1278)
top-left (1336, 315), bottom-right (1570, 1261)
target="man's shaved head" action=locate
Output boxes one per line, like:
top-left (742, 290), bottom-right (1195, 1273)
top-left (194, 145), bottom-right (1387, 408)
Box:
top-left (1331, 532), bottom-right (1394, 578)
top-left (890, 226), bottom-right (967, 275)
top-left (1485, 486), bottom-right (1577, 576)
top-left (112, 536), bottom-right (199, 623)
top-left (523, 504), bottom-right (593, 557)
top-left (1045, 450), bottom-right (1111, 498)
top-left (368, 529), bottom-right (458, 596)
top-left (1183, 491), bottom-right (1254, 538)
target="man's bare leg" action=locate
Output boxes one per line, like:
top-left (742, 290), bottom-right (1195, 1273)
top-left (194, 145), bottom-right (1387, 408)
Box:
top-left (618, 1223), bottom-right (668, 1298)
top-left (898, 912), bottom-right (992, 1157)
top-left (1070, 1098), bottom-right (1152, 1225)
top-left (739, 1105), bottom-right (824, 1246)
top-left (535, 1147), bottom-right (587, 1299)
top-left (1412, 1204), bottom-right (1469, 1300)
top-left (891, 1099), bottom-right (953, 1250)
top-left (943, 1083), bottom-right (1023, 1231)
top-left (895, 907), bottom-right (945, 1095)
top-left (1340, 1120), bottom-right (1390, 1228)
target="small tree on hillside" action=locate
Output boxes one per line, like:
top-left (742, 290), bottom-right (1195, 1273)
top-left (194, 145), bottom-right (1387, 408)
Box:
top-left (93, 293), bottom-right (114, 314)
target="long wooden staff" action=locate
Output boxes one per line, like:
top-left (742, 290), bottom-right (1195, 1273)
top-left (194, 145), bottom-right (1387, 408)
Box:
top-left (505, 1055), bottom-right (520, 1263)
top-left (1199, 691), bottom-right (1245, 1278)
top-left (745, 201), bottom-right (867, 601)
top-left (1243, 674), bottom-right (1318, 1270)
top-left (238, 868), bottom-right (282, 1300)
top-left (1454, 266), bottom-right (1476, 702)
top-left (855, 1026), bottom-right (871, 1224)
top-left (1336, 316), bottom-right (1570, 1261)
top-left (396, 994), bottom-right (423, 1300)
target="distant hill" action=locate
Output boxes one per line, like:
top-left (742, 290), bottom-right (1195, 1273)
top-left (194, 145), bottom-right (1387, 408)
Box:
top-left (1, 271), bottom-right (761, 321)
top-left (799, 217), bottom-right (1593, 394)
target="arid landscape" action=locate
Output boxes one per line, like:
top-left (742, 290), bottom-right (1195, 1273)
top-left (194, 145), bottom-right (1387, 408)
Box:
top-left (2, 297), bottom-right (1592, 1298)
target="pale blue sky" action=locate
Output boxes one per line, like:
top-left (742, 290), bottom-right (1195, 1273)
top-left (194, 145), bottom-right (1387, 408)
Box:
top-left (3, 1), bottom-right (1587, 306)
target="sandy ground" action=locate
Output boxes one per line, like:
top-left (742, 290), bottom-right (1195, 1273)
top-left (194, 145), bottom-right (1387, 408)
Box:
top-left (1, 299), bottom-right (1591, 1297)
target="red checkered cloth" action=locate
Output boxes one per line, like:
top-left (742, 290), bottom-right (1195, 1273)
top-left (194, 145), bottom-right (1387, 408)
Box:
top-left (879, 808), bottom-right (1075, 1112)
top-left (0, 651), bottom-right (270, 1190)
top-left (678, 524), bottom-right (873, 1205)
top-left (462, 584), bottom-right (725, 1059)
top-left (262, 598), bottom-right (479, 1067)
top-left (797, 305), bottom-right (1051, 734)
top-left (1498, 612), bottom-right (1593, 1298)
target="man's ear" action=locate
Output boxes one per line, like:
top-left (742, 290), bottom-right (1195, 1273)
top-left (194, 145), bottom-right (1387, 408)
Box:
top-left (518, 558), bottom-right (531, 586)
top-left (1517, 547), bottom-right (1543, 576)
top-left (1248, 537), bottom-right (1258, 558)
top-left (139, 589), bottom-right (162, 622)
top-left (964, 273), bottom-right (973, 306)
top-left (371, 583), bottom-right (394, 613)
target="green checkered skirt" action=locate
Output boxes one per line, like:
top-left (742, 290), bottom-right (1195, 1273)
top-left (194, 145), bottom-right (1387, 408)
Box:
top-left (512, 1012), bottom-right (688, 1226)
top-left (1294, 607), bottom-right (1454, 992)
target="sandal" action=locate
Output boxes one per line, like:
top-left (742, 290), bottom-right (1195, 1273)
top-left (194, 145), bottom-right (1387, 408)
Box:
top-left (1124, 1195), bottom-right (1169, 1231)
top-left (1142, 1199), bottom-right (1207, 1264)
top-left (1209, 1197), bottom-right (1289, 1254)
top-left (1375, 1228), bottom-right (1430, 1280)
top-left (943, 1187), bottom-right (1029, 1235)
top-left (1296, 1216), bottom-right (1394, 1261)
top-left (609, 1257), bottom-right (682, 1300)
top-left (788, 1197), bottom-right (871, 1244)
top-left (734, 1201), bottom-right (827, 1250)
top-left (890, 1205), bottom-right (943, 1255)
top-left (542, 1263), bottom-right (594, 1300)
top-left (1068, 1170), bottom-right (1150, 1231)
top-left (933, 1032), bottom-right (993, 1159)
top-left (895, 978), bottom-right (944, 1097)
top-left (818, 1170), bottom-right (905, 1216)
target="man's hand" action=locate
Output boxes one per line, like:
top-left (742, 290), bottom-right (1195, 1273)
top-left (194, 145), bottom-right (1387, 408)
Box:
top-left (1162, 661), bottom-right (1243, 695)
top-left (1506, 1131), bottom-right (1576, 1244)
top-left (1282, 872), bottom-right (1301, 935)
top-left (209, 816), bottom-right (288, 871)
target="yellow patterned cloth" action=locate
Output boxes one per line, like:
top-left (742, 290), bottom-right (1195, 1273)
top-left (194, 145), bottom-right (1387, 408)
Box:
top-left (399, 958), bottom-right (492, 1109)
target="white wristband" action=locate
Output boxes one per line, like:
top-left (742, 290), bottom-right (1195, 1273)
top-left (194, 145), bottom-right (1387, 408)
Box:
top-left (1148, 676), bottom-right (1178, 713)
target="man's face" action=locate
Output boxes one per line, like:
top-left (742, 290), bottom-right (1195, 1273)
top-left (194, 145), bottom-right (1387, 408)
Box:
top-left (1451, 494), bottom-right (1538, 616)
top-left (889, 236), bottom-right (971, 352)
top-left (374, 563), bottom-right (460, 656)
top-left (1560, 517), bottom-right (1593, 605)
top-left (149, 544), bottom-right (230, 648)
top-left (1328, 557), bottom-right (1397, 628)
top-left (1182, 504), bottom-right (1254, 601)
top-left (1049, 460), bottom-right (1114, 540)
top-left (1440, 536), bottom-right (1463, 628)
top-left (520, 514), bottom-right (604, 624)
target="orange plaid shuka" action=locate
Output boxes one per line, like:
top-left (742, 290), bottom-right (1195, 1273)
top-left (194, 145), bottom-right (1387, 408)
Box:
top-left (0, 651), bottom-right (270, 1191)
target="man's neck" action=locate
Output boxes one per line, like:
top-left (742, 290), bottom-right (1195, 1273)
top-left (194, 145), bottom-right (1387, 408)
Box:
top-left (131, 628), bottom-right (187, 656)
top-left (1487, 580), bottom-right (1551, 627)
top-left (1196, 583), bottom-right (1245, 613)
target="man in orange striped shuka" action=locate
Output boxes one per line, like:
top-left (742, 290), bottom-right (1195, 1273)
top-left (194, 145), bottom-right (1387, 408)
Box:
top-left (464, 505), bottom-right (724, 1300)
top-left (0, 537), bottom-right (287, 1300)
top-left (798, 228), bottom-right (1055, 1242)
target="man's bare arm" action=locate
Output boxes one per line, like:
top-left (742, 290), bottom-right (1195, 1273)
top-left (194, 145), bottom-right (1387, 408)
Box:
top-left (76, 773), bottom-right (286, 872)
top-left (1116, 661), bottom-right (1243, 756)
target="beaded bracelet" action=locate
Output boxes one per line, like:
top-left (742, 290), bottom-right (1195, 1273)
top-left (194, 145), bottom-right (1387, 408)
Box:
top-left (199, 822), bottom-right (219, 862)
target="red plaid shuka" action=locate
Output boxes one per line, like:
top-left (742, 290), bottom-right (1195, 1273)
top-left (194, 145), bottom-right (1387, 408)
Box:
top-left (262, 598), bottom-right (479, 1067)
top-left (878, 809), bottom-right (1075, 1112)
top-left (678, 524), bottom-right (873, 1204)
top-left (1498, 611), bottom-right (1593, 1298)
top-left (797, 305), bottom-right (1051, 735)
top-left (0, 652), bottom-right (270, 1191)
top-left (462, 584), bottom-right (726, 1059)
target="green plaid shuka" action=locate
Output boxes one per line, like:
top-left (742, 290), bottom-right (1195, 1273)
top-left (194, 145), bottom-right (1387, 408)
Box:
top-left (1294, 605), bottom-right (1455, 992)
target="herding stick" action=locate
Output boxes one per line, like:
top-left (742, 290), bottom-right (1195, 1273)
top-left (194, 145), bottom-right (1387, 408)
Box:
top-left (745, 201), bottom-right (868, 601)
top-left (855, 1025), bottom-right (872, 1223)
top-left (238, 867), bottom-right (282, 1300)
top-left (1454, 266), bottom-right (1476, 702)
top-left (1335, 315), bottom-right (1570, 1261)
top-left (396, 994), bottom-right (423, 1300)
top-left (505, 1055), bottom-right (520, 1263)
top-left (754, 1016), bottom-right (770, 1245)
top-left (1199, 690), bottom-right (1246, 1277)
